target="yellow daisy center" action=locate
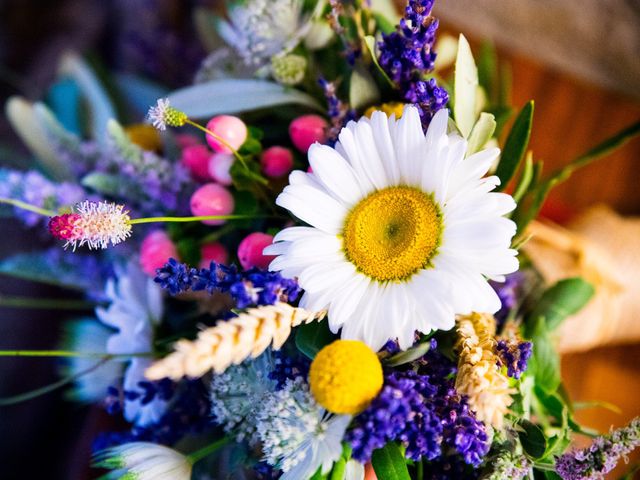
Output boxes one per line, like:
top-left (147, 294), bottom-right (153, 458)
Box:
top-left (309, 340), bottom-right (383, 415)
top-left (342, 186), bottom-right (442, 282)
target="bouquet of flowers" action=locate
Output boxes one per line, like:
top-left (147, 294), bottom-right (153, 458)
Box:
top-left (2, 1), bottom-right (639, 479)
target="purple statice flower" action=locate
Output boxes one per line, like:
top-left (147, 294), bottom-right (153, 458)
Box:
top-left (556, 417), bottom-right (640, 480)
top-left (377, 0), bottom-right (448, 128)
top-left (154, 259), bottom-right (301, 308)
top-left (0, 168), bottom-right (85, 227)
top-left (318, 77), bottom-right (356, 144)
top-left (490, 271), bottom-right (524, 327)
top-left (94, 379), bottom-right (212, 450)
top-left (347, 361), bottom-right (490, 466)
top-left (268, 349), bottom-right (310, 390)
top-left (496, 339), bottom-right (533, 379)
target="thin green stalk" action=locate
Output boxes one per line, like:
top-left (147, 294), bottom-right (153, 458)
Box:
top-left (187, 437), bottom-right (231, 464)
top-left (0, 198), bottom-right (57, 217)
top-left (0, 350), bottom-right (151, 358)
top-left (0, 295), bottom-right (97, 310)
top-left (184, 119), bottom-right (247, 168)
top-left (417, 460), bottom-right (424, 480)
top-left (129, 214), bottom-right (256, 225)
top-left (0, 357), bottom-right (111, 406)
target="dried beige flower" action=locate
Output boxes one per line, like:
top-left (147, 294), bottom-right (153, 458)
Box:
top-left (145, 302), bottom-right (325, 380)
top-left (455, 312), bottom-right (515, 429)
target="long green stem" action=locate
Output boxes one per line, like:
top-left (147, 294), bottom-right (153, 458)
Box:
top-left (187, 437), bottom-right (231, 464)
top-left (0, 295), bottom-right (97, 310)
top-left (0, 198), bottom-right (57, 217)
top-left (129, 214), bottom-right (255, 225)
top-left (0, 350), bottom-right (151, 358)
top-left (184, 119), bottom-right (247, 168)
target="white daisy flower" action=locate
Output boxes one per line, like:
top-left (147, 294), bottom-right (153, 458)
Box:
top-left (94, 442), bottom-right (191, 480)
top-left (266, 106), bottom-right (518, 351)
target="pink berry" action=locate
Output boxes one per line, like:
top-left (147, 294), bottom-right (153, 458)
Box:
top-left (205, 115), bottom-right (247, 154)
top-left (190, 183), bottom-right (235, 226)
top-left (181, 144), bottom-right (212, 181)
top-left (208, 153), bottom-right (234, 186)
top-left (237, 232), bottom-right (276, 270)
top-left (261, 146), bottom-right (294, 178)
top-left (199, 242), bottom-right (229, 269)
top-left (289, 114), bottom-right (328, 152)
top-left (139, 230), bottom-right (179, 276)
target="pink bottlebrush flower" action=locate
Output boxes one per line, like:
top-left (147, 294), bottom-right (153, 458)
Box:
top-left (49, 201), bottom-right (132, 250)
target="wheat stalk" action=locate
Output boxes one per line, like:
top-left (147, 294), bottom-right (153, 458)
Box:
top-left (145, 302), bottom-right (326, 381)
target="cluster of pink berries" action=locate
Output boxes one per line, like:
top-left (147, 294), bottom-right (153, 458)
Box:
top-left (140, 113), bottom-right (329, 276)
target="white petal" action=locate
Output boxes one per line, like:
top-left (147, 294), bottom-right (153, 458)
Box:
top-left (393, 105), bottom-right (426, 185)
top-left (370, 110), bottom-right (400, 184)
top-left (308, 144), bottom-right (364, 206)
top-left (277, 184), bottom-right (347, 234)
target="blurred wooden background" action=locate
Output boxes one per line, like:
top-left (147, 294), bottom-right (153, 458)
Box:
top-left (437, 2), bottom-right (640, 476)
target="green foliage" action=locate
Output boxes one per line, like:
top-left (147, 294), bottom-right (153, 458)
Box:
top-left (466, 112), bottom-right (497, 156)
top-left (371, 443), bottom-right (411, 480)
top-left (384, 340), bottom-right (432, 367)
top-left (495, 101), bottom-right (534, 191)
top-left (518, 419), bottom-right (547, 459)
top-left (295, 321), bottom-right (338, 360)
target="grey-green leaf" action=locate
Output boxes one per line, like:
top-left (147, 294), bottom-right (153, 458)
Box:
top-left (466, 112), bottom-right (496, 156)
top-left (350, 64), bottom-right (381, 110)
top-left (453, 34), bottom-right (479, 138)
top-left (295, 321), bottom-right (338, 360)
top-left (495, 100), bottom-right (534, 190)
top-left (168, 79), bottom-right (323, 119)
top-left (371, 443), bottom-right (411, 480)
top-left (518, 419), bottom-right (547, 459)
top-left (384, 341), bottom-right (432, 367)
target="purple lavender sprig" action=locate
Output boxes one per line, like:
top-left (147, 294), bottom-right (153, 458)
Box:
top-left (318, 77), bottom-right (356, 143)
top-left (556, 417), bottom-right (640, 480)
top-left (154, 258), bottom-right (300, 308)
top-left (496, 339), bottom-right (533, 379)
top-left (377, 0), bottom-right (448, 127)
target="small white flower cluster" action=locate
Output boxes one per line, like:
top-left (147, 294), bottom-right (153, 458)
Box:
top-left (209, 359), bottom-right (349, 479)
top-left (210, 353), bottom-right (277, 443)
top-left (256, 377), bottom-right (325, 473)
top-left (218, 0), bottom-right (311, 68)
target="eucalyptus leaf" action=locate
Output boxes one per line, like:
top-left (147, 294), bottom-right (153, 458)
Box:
top-left (5, 97), bottom-right (72, 181)
top-left (58, 53), bottom-right (117, 143)
top-left (371, 443), bottom-right (411, 480)
top-left (295, 321), bottom-right (337, 360)
top-left (453, 34), bottom-right (479, 138)
top-left (495, 100), bottom-right (534, 191)
top-left (350, 64), bottom-right (381, 110)
top-left (114, 73), bottom-right (168, 116)
top-left (81, 172), bottom-right (126, 197)
top-left (466, 112), bottom-right (496, 156)
top-left (168, 79), bottom-right (323, 119)
top-left (528, 278), bottom-right (595, 332)
top-left (518, 419), bottom-right (547, 459)
top-left (364, 36), bottom-right (395, 87)
top-left (384, 341), bottom-right (432, 367)
top-left (107, 119), bottom-right (142, 162)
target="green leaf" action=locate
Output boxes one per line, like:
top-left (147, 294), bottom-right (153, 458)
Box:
top-left (295, 321), bottom-right (338, 360)
top-left (372, 12), bottom-right (396, 34)
top-left (384, 341), bottom-right (432, 367)
top-left (512, 152), bottom-right (534, 204)
top-left (0, 250), bottom-right (106, 291)
top-left (371, 443), bottom-right (411, 480)
top-left (107, 119), bottom-right (142, 161)
top-left (543, 471), bottom-right (563, 480)
top-left (495, 100), bottom-right (534, 190)
top-left (528, 278), bottom-right (595, 332)
top-left (518, 419), bottom-right (547, 459)
top-left (453, 34), bottom-right (479, 138)
top-left (364, 36), bottom-right (395, 88)
top-left (81, 172), bottom-right (126, 197)
top-left (528, 320), bottom-right (561, 393)
top-left (168, 79), bottom-right (323, 119)
top-left (477, 41), bottom-right (497, 102)
top-left (466, 112), bottom-right (496, 156)
top-left (329, 457), bottom-right (347, 480)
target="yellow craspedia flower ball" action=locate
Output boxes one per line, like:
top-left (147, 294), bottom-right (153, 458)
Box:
top-left (309, 339), bottom-right (383, 415)
top-left (364, 102), bottom-right (405, 119)
top-left (124, 123), bottom-right (162, 152)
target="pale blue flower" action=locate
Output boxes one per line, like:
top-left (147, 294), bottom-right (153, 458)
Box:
top-left (94, 442), bottom-right (191, 480)
top-left (96, 261), bottom-right (167, 427)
